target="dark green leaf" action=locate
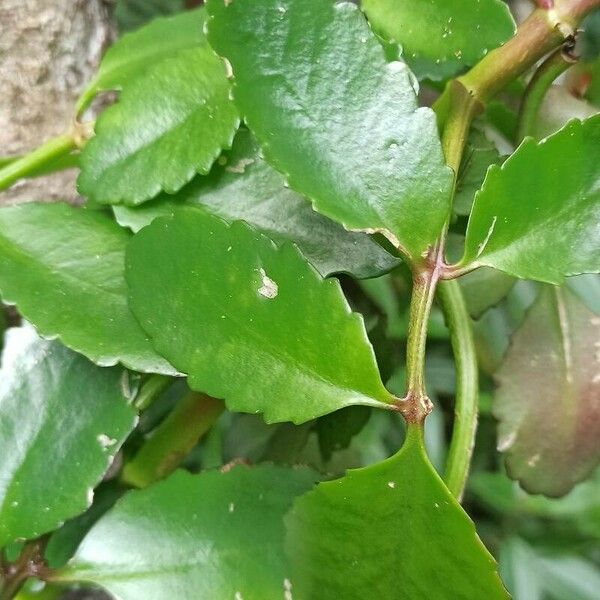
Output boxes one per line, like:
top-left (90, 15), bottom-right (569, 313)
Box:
top-left (460, 117), bottom-right (600, 284)
top-left (460, 268), bottom-right (516, 319)
top-left (207, 0), bottom-right (453, 261)
top-left (77, 8), bottom-right (205, 112)
top-left (114, 0), bottom-right (185, 33)
top-left (316, 406), bottom-right (371, 461)
top-left (0, 203), bottom-right (175, 374)
top-left (286, 426), bottom-right (508, 599)
top-left (126, 210), bottom-right (394, 423)
top-left (454, 128), bottom-right (503, 216)
top-left (113, 129), bottom-right (400, 278)
top-left (78, 45), bottom-right (239, 205)
top-left (0, 326), bottom-right (136, 548)
top-left (362, 0), bottom-right (515, 81)
top-left (494, 286), bottom-right (600, 497)
top-left (58, 466), bottom-right (317, 599)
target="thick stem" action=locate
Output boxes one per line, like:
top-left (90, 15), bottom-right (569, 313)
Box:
top-left (397, 252), bottom-right (442, 425)
top-left (134, 374), bottom-right (173, 411)
top-left (516, 45), bottom-right (577, 142)
top-left (438, 280), bottom-right (478, 501)
top-left (122, 392), bottom-right (225, 488)
top-left (459, 9), bottom-right (572, 104)
top-left (0, 540), bottom-right (49, 600)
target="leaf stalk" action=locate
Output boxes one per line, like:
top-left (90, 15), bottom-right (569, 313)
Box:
top-left (122, 392), bottom-right (225, 488)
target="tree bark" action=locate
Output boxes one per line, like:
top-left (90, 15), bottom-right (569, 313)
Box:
top-left (0, 0), bottom-right (114, 205)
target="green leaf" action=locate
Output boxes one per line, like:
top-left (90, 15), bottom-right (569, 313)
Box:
top-left (78, 45), bottom-right (239, 205)
top-left (494, 286), bottom-right (600, 497)
top-left (454, 127), bottom-right (503, 217)
top-left (459, 117), bottom-right (600, 284)
top-left (362, 0), bottom-right (515, 81)
top-left (207, 0), bottom-right (453, 262)
top-left (113, 129), bottom-right (400, 278)
top-left (77, 8), bottom-right (206, 113)
top-left (460, 268), bottom-right (515, 319)
top-left (126, 209), bottom-right (394, 423)
top-left (58, 466), bottom-right (318, 599)
top-left (0, 326), bottom-right (136, 548)
top-left (286, 426), bottom-right (509, 599)
top-left (0, 202), bottom-right (175, 374)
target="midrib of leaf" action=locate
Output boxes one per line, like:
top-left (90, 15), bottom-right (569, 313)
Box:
top-left (553, 287), bottom-right (577, 418)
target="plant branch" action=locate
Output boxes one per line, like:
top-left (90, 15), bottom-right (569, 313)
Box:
top-left (396, 249), bottom-right (442, 425)
top-left (0, 122), bottom-right (93, 193)
top-left (0, 539), bottom-right (50, 600)
top-left (134, 374), bottom-right (173, 411)
top-left (516, 44), bottom-right (578, 142)
top-left (122, 392), bottom-right (225, 488)
top-left (438, 280), bottom-right (478, 501)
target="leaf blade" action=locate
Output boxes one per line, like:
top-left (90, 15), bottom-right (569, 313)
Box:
top-left (78, 45), bottom-right (239, 205)
top-left (362, 0), bottom-right (515, 80)
top-left (0, 326), bottom-right (137, 547)
top-left (494, 286), bottom-right (600, 497)
top-left (460, 117), bottom-right (600, 284)
top-left (58, 466), bottom-right (318, 599)
top-left (286, 426), bottom-right (509, 599)
top-left (126, 209), bottom-right (394, 423)
top-left (77, 8), bottom-right (206, 112)
top-left (207, 0), bottom-right (453, 261)
top-left (0, 203), bottom-right (175, 374)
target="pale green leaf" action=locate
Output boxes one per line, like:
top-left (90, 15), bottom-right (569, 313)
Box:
top-left (77, 8), bottom-right (206, 113)
top-left (362, 0), bottom-right (515, 80)
top-left (126, 209), bottom-right (394, 424)
top-left (78, 45), bottom-right (239, 205)
top-left (286, 426), bottom-right (509, 599)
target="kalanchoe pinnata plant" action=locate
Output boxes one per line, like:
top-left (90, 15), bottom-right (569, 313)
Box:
top-left (0, 0), bottom-right (599, 598)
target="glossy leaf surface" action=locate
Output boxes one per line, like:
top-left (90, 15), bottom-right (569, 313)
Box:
top-left (286, 427), bottom-right (509, 599)
top-left (126, 210), bottom-right (394, 423)
top-left (494, 286), bottom-right (600, 497)
top-left (60, 466), bottom-right (317, 599)
top-left (0, 326), bottom-right (136, 547)
top-left (362, 0), bottom-right (515, 80)
top-left (207, 0), bottom-right (453, 261)
top-left (0, 203), bottom-right (175, 374)
top-left (460, 117), bottom-right (600, 283)
top-left (77, 9), bottom-right (206, 112)
top-left (79, 45), bottom-right (239, 205)
top-left (113, 129), bottom-right (400, 278)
